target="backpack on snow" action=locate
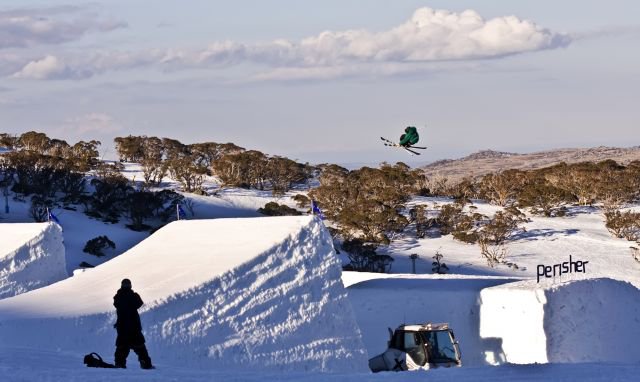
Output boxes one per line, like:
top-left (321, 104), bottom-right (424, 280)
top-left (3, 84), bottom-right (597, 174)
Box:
top-left (83, 352), bottom-right (116, 368)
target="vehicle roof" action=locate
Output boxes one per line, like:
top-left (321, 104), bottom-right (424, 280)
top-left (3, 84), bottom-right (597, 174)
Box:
top-left (398, 322), bottom-right (450, 331)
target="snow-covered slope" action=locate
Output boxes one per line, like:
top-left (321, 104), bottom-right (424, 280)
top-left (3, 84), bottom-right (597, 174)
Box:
top-left (480, 278), bottom-right (640, 364)
top-left (0, 222), bottom-right (66, 299)
top-left (0, 216), bottom-right (367, 372)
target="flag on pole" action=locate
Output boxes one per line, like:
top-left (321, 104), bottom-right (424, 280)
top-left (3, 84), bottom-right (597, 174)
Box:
top-left (48, 209), bottom-right (60, 225)
top-left (310, 200), bottom-right (325, 220)
top-left (177, 204), bottom-right (187, 220)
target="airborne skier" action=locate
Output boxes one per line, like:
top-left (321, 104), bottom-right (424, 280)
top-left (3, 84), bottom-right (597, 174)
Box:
top-left (380, 126), bottom-right (426, 155)
top-left (399, 126), bottom-right (419, 147)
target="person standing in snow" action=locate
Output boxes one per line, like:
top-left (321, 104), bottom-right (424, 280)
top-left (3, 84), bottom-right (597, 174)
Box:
top-left (113, 278), bottom-right (154, 369)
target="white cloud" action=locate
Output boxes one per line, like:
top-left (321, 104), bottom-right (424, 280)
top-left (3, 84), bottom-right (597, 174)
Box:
top-left (5, 7), bottom-right (570, 81)
top-left (0, 6), bottom-right (126, 50)
top-left (188, 7), bottom-right (569, 66)
top-left (11, 55), bottom-right (68, 80)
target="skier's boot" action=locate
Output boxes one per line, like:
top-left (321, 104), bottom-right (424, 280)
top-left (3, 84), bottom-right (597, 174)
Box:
top-left (140, 358), bottom-right (154, 370)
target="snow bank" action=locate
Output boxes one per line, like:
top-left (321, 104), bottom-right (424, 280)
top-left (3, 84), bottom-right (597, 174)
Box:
top-left (480, 278), bottom-right (640, 364)
top-left (0, 216), bottom-right (367, 372)
top-left (345, 273), bottom-right (521, 366)
top-left (0, 222), bottom-right (67, 299)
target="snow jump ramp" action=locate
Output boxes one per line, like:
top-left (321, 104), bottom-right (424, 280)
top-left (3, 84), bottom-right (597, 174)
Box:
top-left (480, 278), bottom-right (640, 364)
top-left (0, 216), bottom-right (368, 372)
top-left (0, 222), bottom-right (66, 299)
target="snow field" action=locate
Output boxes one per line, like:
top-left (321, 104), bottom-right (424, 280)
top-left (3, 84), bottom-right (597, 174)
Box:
top-left (0, 222), bottom-right (67, 299)
top-left (0, 216), bottom-right (368, 372)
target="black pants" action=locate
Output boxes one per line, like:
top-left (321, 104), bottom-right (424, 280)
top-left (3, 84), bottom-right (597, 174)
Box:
top-left (114, 343), bottom-right (152, 368)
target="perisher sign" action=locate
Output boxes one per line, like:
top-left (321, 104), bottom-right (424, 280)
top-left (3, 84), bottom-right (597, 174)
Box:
top-left (537, 255), bottom-right (588, 283)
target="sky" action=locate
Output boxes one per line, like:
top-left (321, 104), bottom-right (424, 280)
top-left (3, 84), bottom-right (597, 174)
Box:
top-left (0, 1), bottom-right (639, 166)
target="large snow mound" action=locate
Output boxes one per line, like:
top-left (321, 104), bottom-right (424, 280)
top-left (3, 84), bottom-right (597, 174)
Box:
top-left (344, 273), bottom-right (522, 366)
top-left (480, 278), bottom-right (640, 364)
top-left (0, 222), bottom-right (67, 299)
top-left (0, 216), bottom-right (368, 372)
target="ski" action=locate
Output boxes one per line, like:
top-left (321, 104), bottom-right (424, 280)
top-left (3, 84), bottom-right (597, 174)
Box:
top-left (380, 137), bottom-right (397, 146)
top-left (403, 147), bottom-right (421, 156)
top-left (380, 137), bottom-right (427, 152)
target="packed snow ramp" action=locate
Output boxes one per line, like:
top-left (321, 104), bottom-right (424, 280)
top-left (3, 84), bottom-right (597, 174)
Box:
top-left (0, 222), bottom-right (66, 299)
top-left (480, 278), bottom-right (640, 364)
top-left (0, 216), bottom-right (368, 372)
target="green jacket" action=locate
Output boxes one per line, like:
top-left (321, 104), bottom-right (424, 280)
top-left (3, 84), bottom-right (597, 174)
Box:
top-left (399, 126), bottom-right (419, 146)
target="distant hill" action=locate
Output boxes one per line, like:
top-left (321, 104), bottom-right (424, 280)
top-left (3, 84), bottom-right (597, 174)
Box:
top-left (422, 146), bottom-right (640, 182)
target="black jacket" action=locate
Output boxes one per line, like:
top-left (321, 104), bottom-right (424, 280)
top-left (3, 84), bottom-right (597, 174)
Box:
top-left (113, 288), bottom-right (144, 345)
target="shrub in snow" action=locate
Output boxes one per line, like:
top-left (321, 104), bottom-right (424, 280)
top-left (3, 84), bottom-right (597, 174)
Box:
top-left (125, 190), bottom-right (158, 231)
top-left (442, 176), bottom-right (475, 202)
top-left (293, 194), bottom-right (310, 209)
top-left (452, 211), bottom-right (485, 243)
top-left (604, 210), bottom-right (640, 242)
top-left (477, 169), bottom-right (525, 206)
top-left (442, 204), bottom-right (527, 249)
top-left (436, 202), bottom-right (468, 236)
top-left (29, 195), bottom-right (53, 222)
top-left (517, 178), bottom-right (573, 217)
top-left (409, 205), bottom-right (436, 238)
top-left (83, 235), bottom-right (116, 257)
top-left (479, 238), bottom-right (507, 268)
top-left (424, 173), bottom-right (449, 196)
top-left (341, 239), bottom-right (393, 273)
top-left (480, 207), bottom-right (528, 245)
top-left (87, 173), bottom-right (130, 223)
top-left (258, 202), bottom-right (302, 216)
top-left (431, 250), bottom-right (449, 274)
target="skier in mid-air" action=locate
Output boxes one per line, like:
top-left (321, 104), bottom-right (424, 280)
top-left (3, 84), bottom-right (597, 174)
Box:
top-left (380, 126), bottom-right (426, 155)
top-left (398, 126), bottom-right (419, 147)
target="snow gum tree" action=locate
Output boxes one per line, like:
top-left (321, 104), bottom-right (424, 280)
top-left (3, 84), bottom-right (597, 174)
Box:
top-left (477, 169), bottom-right (526, 207)
top-left (83, 235), bottom-right (116, 257)
top-left (310, 162), bottom-right (424, 244)
top-left (1, 132), bottom-right (97, 200)
top-left (604, 209), bottom-right (640, 242)
top-left (517, 173), bottom-right (574, 217)
top-left (341, 239), bottom-right (394, 273)
top-left (213, 151), bottom-right (311, 195)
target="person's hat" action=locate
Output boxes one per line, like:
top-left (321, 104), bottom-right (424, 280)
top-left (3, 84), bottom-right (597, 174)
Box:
top-left (121, 278), bottom-right (132, 288)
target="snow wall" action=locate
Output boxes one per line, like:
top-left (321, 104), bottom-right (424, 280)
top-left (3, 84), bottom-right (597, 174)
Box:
top-left (345, 275), bottom-right (521, 366)
top-left (480, 278), bottom-right (640, 364)
top-left (0, 216), bottom-right (368, 372)
top-left (0, 222), bottom-right (66, 299)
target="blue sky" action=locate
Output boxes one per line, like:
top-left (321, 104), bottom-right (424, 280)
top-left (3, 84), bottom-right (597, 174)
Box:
top-left (1, 1), bottom-right (639, 166)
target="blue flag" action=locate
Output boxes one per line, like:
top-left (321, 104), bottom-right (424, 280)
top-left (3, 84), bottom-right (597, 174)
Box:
top-left (48, 210), bottom-right (60, 225)
top-left (177, 204), bottom-right (187, 220)
top-left (311, 200), bottom-right (325, 220)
